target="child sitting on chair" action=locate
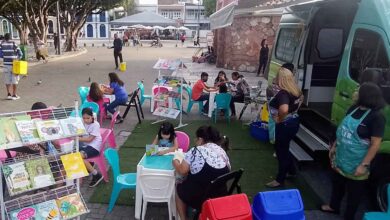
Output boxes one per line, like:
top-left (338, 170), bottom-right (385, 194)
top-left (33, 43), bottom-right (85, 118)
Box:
top-left (79, 107), bottom-right (103, 187)
top-left (152, 122), bottom-right (179, 155)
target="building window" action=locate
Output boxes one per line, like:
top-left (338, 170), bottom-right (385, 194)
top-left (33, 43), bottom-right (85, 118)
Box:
top-left (316, 28), bottom-right (343, 59)
top-left (48, 20), bottom-right (54, 34)
top-left (87, 14), bottom-right (93, 22)
top-left (99, 12), bottom-right (106, 22)
top-left (2, 20), bottom-right (9, 34)
top-left (87, 24), bottom-right (93, 37)
top-left (99, 24), bottom-right (106, 38)
top-left (275, 28), bottom-right (302, 62)
top-left (161, 11), bottom-right (168, 18)
top-left (349, 29), bottom-right (390, 82)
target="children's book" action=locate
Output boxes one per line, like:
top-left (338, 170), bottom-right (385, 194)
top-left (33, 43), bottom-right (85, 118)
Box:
top-left (8, 200), bottom-right (61, 220)
top-left (153, 107), bottom-right (180, 119)
top-left (35, 120), bottom-right (64, 141)
top-left (2, 162), bottom-right (31, 195)
top-left (0, 115), bottom-right (32, 149)
top-left (56, 193), bottom-right (87, 219)
top-left (146, 144), bottom-right (159, 156)
top-left (25, 158), bottom-right (55, 189)
top-left (60, 117), bottom-right (86, 136)
top-left (60, 152), bottom-right (88, 180)
top-left (15, 120), bottom-right (40, 145)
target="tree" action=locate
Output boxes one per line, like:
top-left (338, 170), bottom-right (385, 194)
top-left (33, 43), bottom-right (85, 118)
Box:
top-left (203, 0), bottom-right (216, 17)
top-left (121, 0), bottom-right (136, 16)
top-left (58, 0), bottom-right (122, 51)
top-left (0, 1), bottom-right (29, 45)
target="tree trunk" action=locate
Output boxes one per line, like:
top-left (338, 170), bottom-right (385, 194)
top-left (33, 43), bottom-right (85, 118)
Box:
top-left (64, 28), bottom-right (78, 52)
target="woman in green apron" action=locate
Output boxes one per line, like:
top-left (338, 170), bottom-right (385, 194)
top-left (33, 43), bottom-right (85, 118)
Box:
top-left (266, 67), bottom-right (303, 188)
top-left (321, 82), bottom-right (386, 220)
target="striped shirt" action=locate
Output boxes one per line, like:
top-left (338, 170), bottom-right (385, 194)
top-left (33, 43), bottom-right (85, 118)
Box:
top-left (0, 40), bottom-right (22, 66)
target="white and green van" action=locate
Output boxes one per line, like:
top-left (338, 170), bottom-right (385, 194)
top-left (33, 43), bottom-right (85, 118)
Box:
top-left (267, 0), bottom-right (390, 209)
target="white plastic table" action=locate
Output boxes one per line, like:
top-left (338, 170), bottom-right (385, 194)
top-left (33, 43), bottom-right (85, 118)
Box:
top-left (134, 154), bottom-right (175, 219)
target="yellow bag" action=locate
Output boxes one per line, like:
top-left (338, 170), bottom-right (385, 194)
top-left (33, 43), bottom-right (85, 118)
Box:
top-left (120, 62), bottom-right (126, 72)
top-left (260, 102), bottom-right (269, 123)
top-left (13, 60), bottom-right (28, 75)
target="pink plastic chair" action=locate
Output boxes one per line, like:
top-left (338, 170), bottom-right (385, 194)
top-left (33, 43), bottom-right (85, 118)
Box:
top-left (87, 95), bottom-right (109, 125)
top-left (85, 128), bottom-right (111, 182)
top-left (175, 131), bottom-right (190, 152)
top-left (106, 111), bottom-right (119, 148)
top-left (152, 86), bottom-right (170, 110)
top-left (0, 150), bottom-right (16, 162)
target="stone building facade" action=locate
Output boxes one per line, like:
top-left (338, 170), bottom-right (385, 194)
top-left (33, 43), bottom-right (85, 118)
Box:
top-left (214, 14), bottom-right (280, 72)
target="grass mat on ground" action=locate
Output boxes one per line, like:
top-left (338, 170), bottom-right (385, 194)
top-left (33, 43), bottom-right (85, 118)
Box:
top-left (89, 121), bottom-right (321, 209)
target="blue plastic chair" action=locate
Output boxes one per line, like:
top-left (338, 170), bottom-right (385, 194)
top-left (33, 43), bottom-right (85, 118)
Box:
top-left (104, 148), bottom-right (137, 213)
top-left (184, 85), bottom-right (203, 114)
top-left (137, 81), bottom-right (152, 106)
top-left (174, 86), bottom-right (182, 110)
top-left (78, 86), bottom-right (90, 105)
top-left (213, 93), bottom-right (232, 123)
top-left (71, 101), bottom-right (99, 117)
top-left (363, 184), bottom-right (390, 220)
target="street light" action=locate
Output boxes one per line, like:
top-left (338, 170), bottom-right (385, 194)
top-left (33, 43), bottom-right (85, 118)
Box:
top-left (56, 1), bottom-right (61, 55)
top-left (197, 0), bottom-right (200, 37)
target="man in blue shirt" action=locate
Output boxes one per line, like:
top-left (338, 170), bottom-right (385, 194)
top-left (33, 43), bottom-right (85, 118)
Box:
top-left (0, 33), bottom-right (23, 100)
top-left (111, 33), bottom-right (123, 70)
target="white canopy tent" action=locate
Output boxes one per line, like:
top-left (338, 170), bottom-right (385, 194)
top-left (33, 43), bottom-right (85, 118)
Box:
top-left (164, 26), bottom-right (177, 30)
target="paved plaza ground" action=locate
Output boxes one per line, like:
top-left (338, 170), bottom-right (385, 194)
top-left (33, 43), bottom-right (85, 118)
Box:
top-left (0, 43), bottom-right (346, 219)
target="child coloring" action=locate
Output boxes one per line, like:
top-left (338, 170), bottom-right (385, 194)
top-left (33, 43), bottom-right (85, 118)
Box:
top-left (78, 107), bottom-right (103, 187)
top-left (152, 122), bottom-right (179, 155)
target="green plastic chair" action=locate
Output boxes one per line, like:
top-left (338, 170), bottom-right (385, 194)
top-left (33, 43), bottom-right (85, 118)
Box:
top-left (78, 86), bottom-right (90, 105)
top-left (184, 84), bottom-right (203, 114)
top-left (104, 148), bottom-right (137, 213)
top-left (137, 81), bottom-right (152, 106)
top-left (363, 184), bottom-right (390, 220)
top-left (71, 101), bottom-right (99, 117)
top-left (213, 93), bottom-right (232, 123)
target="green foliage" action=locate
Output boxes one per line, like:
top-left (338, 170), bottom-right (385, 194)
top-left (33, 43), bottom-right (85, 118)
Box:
top-left (203, 0), bottom-right (216, 17)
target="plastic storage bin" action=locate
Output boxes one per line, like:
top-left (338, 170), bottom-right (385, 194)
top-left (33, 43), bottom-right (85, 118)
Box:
top-left (199, 194), bottom-right (252, 220)
top-left (252, 189), bottom-right (305, 220)
top-left (12, 60), bottom-right (28, 75)
top-left (120, 62), bottom-right (126, 72)
top-left (250, 121), bottom-right (269, 142)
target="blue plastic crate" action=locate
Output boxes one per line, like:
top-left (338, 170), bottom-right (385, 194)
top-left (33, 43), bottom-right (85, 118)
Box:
top-left (252, 189), bottom-right (305, 220)
top-left (250, 121), bottom-right (269, 142)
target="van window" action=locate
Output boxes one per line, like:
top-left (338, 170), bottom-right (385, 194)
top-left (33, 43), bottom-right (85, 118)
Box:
top-left (275, 28), bottom-right (302, 62)
top-left (317, 28), bottom-right (343, 59)
top-left (349, 29), bottom-right (390, 82)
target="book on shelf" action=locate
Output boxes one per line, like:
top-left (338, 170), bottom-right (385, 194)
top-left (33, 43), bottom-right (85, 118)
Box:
top-left (60, 117), bottom-right (86, 136)
top-left (25, 158), bottom-right (55, 189)
top-left (56, 193), bottom-right (87, 219)
top-left (15, 120), bottom-right (41, 145)
top-left (8, 199), bottom-right (61, 220)
top-left (146, 144), bottom-right (159, 156)
top-left (35, 119), bottom-right (64, 141)
top-left (2, 162), bottom-right (31, 195)
top-left (60, 152), bottom-right (88, 180)
top-left (0, 115), bottom-right (32, 149)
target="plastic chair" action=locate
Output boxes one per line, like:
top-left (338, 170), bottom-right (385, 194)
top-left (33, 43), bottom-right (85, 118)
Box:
top-left (137, 81), bottom-right (152, 106)
top-left (139, 173), bottom-right (176, 220)
top-left (78, 87), bottom-right (90, 105)
top-left (72, 101), bottom-right (100, 117)
top-left (175, 131), bottom-right (190, 152)
top-left (174, 86), bottom-right (182, 110)
top-left (106, 111), bottom-right (119, 148)
top-left (213, 93), bottom-right (232, 123)
top-left (184, 85), bottom-right (203, 114)
top-left (151, 86), bottom-right (170, 111)
top-left (363, 184), bottom-right (390, 220)
top-left (104, 148), bottom-right (137, 213)
top-left (85, 128), bottom-right (111, 183)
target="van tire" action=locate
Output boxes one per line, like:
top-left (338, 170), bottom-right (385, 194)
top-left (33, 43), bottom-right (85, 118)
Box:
top-left (376, 177), bottom-right (390, 212)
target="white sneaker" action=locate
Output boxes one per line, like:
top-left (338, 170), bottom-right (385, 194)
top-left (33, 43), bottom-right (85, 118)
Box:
top-left (12, 95), bottom-right (20, 100)
top-left (6, 94), bottom-right (12, 100)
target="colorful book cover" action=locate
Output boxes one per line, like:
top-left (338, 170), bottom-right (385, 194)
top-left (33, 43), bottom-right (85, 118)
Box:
top-left (0, 115), bottom-right (32, 149)
top-left (59, 117), bottom-right (86, 136)
top-left (146, 144), bottom-right (159, 156)
top-left (56, 193), bottom-right (87, 219)
top-left (2, 162), bottom-right (31, 195)
top-left (60, 152), bottom-right (88, 180)
top-left (35, 120), bottom-right (64, 141)
top-left (15, 120), bottom-right (40, 145)
top-left (8, 200), bottom-right (61, 220)
top-left (25, 158), bottom-right (55, 189)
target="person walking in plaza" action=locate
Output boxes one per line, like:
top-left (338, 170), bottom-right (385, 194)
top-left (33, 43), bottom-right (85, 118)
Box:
top-left (53, 33), bottom-right (59, 54)
top-left (321, 82), bottom-right (385, 220)
top-left (180, 33), bottom-right (186, 47)
top-left (111, 34), bottom-right (123, 70)
top-left (0, 33), bottom-right (23, 100)
top-left (192, 72), bottom-right (218, 115)
top-left (266, 67), bottom-right (303, 188)
top-left (257, 39), bottom-right (269, 76)
top-left (36, 37), bottom-right (48, 63)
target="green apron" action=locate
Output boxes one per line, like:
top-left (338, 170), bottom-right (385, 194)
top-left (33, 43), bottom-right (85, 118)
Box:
top-left (335, 108), bottom-right (371, 180)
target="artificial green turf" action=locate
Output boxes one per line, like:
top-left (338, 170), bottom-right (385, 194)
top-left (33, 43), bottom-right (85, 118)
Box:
top-left (89, 120), bottom-right (321, 209)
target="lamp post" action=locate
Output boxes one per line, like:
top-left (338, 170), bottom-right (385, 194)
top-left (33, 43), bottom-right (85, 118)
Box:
top-left (56, 1), bottom-right (61, 55)
top-left (197, 0), bottom-right (200, 37)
